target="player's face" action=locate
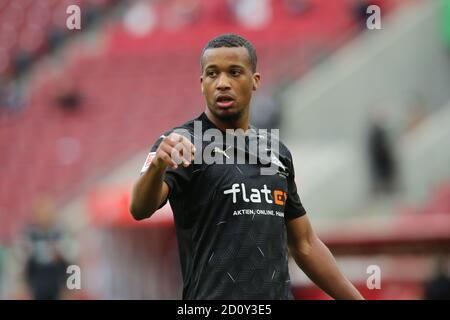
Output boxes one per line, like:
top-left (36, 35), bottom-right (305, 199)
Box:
top-left (201, 47), bottom-right (260, 122)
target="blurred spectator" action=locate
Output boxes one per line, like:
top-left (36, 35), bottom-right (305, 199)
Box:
top-left (47, 26), bottom-right (66, 52)
top-left (84, 3), bottom-right (103, 29)
top-left (351, 0), bottom-right (370, 31)
top-left (229, 0), bottom-right (272, 29)
top-left (424, 256), bottom-right (450, 300)
top-left (367, 108), bottom-right (398, 196)
top-left (13, 51), bottom-right (32, 77)
top-left (0, 79), bottom-right (25, 113)
top-left (123, 1), bottom-right (157, 37)
top-left (22, 197), bottom-right (70, 300)
top-left (54, 76), bottom-right (82, 113)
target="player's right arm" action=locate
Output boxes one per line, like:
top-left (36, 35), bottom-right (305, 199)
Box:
top-left (129, 133), bottom-right (195, 220)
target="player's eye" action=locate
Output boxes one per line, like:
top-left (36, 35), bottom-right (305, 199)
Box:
top-left (207, 70), bottom-right (217, 78)
top-left (230, 69), bottom-right (241, 77)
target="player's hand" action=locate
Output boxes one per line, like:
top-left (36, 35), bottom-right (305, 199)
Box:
top-left (152, 133), bottom-right (196, 170)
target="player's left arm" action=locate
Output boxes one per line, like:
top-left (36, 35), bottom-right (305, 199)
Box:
top-left (286, 215), bottom-right (364, 300)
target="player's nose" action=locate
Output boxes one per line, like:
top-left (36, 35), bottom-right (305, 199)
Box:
top-left (216, 73), bottom-right (231, 91)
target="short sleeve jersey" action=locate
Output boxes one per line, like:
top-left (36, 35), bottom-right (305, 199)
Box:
top-left (141, 112), bottom-right (306, 299)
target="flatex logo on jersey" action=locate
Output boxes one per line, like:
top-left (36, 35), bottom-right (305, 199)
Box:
top-left (224, 183), bottom-right (287, 206)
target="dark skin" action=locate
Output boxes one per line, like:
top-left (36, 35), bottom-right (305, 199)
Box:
top-left (200, 46), bottom-right (260, 131)
top-left (130, 46), bottom-right (364, 299)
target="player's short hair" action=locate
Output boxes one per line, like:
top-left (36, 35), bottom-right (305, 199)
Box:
top-left (201, 33), bottom-right (257, 73)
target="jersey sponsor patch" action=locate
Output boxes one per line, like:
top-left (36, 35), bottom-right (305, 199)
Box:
top-left (223, 183), bottom-right (287, 206)
top-left (141, 152), bottom-right (156, 173)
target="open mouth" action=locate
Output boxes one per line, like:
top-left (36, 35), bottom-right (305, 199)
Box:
top-left (216, 95), bottom-right (235, 108)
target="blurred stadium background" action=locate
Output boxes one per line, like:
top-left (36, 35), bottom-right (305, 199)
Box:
top-left (1, 0), bottom-right (449, 299)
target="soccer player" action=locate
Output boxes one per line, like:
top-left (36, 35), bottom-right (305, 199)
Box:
top-left (130, 34), bottom-right (363, 300)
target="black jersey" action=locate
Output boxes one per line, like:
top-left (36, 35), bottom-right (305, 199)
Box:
top-left (142, 112), bottom-right (306, 300)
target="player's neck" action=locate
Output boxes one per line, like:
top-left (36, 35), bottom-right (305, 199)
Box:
top-left (205, 109), bottom-right (250, 132)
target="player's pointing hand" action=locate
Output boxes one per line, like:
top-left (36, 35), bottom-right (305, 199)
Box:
top-left (152, 133), bottom-right (196, 170)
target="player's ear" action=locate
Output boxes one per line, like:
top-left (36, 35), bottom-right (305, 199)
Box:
top-left (252, 73), bottom-right (261, 91)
